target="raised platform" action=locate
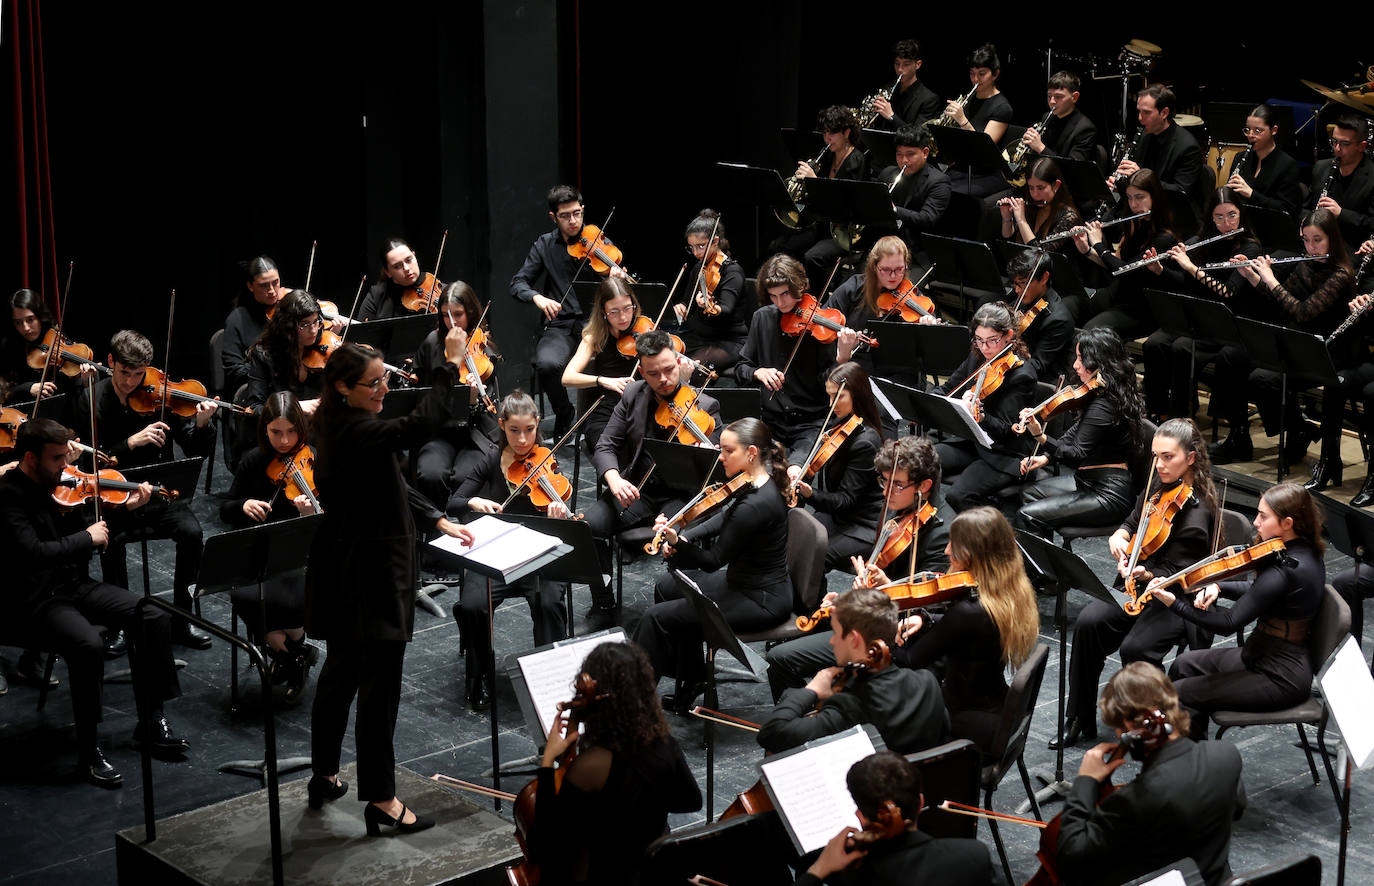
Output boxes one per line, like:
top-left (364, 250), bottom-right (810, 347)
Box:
top-left (114, 763), bottom-right (520, 886)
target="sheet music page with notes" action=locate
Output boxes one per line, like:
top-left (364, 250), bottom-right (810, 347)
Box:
top-left (428, 514), bottom-right (561, 576)
top-left (760, 726), bottom-right (878, 854)
top-left (517, 631), bottom-right (627, 736)
top-left (943, 395), bottom-right (995, 448)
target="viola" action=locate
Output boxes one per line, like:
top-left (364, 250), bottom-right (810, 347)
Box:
top-left (266, 298), bottom-right (356, 327)
top-left (875, 278), bottom-right (938, 323)
top-left (867, 500), bottom-right (939, 573)
top-left (401, 272), bottom-right (444, 313)
top-left (779, 293), bottom-right (879, 348)
top-left (266, 446), bottom-right (322, 514)
top-left (616, 315), bottom-right (685, 358)
top-left (460, 326), bottom-right (498, 413)
top-left (53, 467), bottom-right (177, 509)
top-left (645, 472), bottom-right (751, 555)
top-left (504, 445), bottom-right (574, 513)
top-left (1014, 371), bottom-right (1102, 433)
top-left (787, 414), bottom-right (862, 507)
top-left (567, 224), bottom-right (636, 281)
top-left (1137, 538), bottom-right (1288, 612)
top-left (26, 329), bottom-right (110, 378)
top-left (0, 407), bottom-right (24, 454)
top-left (798, 569), bottom-right (976, 631)
top-left (653, 386), bottom-right (716, 446)
top-left (1015, 296), bottom-right (1049, 335)
top-left (1121, 481), bottom-right (1195, 615)
top-left (695, 251), bottom-right (727, 316)
top-left (126, 367), bottom-right (254, 417)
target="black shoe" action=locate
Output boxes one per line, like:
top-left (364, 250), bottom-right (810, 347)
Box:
top-left (467, 675), bottom-right (491, 712)
top-left (285, 643), bottom-right (318, 703)
top-left (1304, 458), bottom-right (1343, 492)
top-left (83, 749), bottom-right (123, 789)
top-left (1352, 472), bottom-right (1374, 508)
top-left (364, 802), bottom-right (435, 836)
top-left (103, 629), bottom-right (128, 659)
top-left (1208, 431), bottom-right (1253, 465)
top-left (662, 682), bottom-right (707, 716)
top-left (1047, 716), bottom-right (1098, 750)
top-left (15, 652), bottom-right (57, 688)
top-left (173, 624), bottom-right (213, 650)
top-left (1281, 423), bottom-right (1319, 465)
top-left (133, 715), bottom-right (190, 757)
top-left (585, 599), bottom-right (618, 618)
top-left (307, 774), bottom-right (349, 809)
top-left (0, 670), bottom-right (7, 697)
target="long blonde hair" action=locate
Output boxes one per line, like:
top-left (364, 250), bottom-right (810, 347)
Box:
top-left (949, 507), bottom-right (1038, 667)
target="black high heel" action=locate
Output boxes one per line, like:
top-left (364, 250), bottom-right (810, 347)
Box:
top-left (364, 802), bottom-right (435, 836)
top-left (1304, 458), bottom-right (1343, 492)
top-left (307, 774), bottom-right (348, 809)
top-left (1352, 469), bottom-right (1374, 508)
top-left (1047, 716), bottom-right (1098, 751)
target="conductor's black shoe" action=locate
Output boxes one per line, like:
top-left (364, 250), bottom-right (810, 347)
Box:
top-left (307, 774), bottom-right (349, 809)
top-left (1303, 458), bottom-right (1343, 492)
top-left (173, 624), bottom-right (213, 650)
top-left (15, 652), bottom-right (57, 688)
top-left (1047, 716), bottom-right (1098, 750)
top-left (1207, 431), bottom-right (1252, 465)
top-left (364, 802), bottom-right (435, 837)
top-left (103, 629), bottom-right (128, 659)
top-left (467, 676), bottom-right (491, 712)
top-left (1352, 471), bottom-right (1374, 509)
top-left (133, 715), bottom-right (190, 757)
top-left (83, 750), bottom-right (123, 789)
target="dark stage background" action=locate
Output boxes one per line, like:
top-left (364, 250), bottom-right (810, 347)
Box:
top-left (5, 2), bottom-right (1371, 392)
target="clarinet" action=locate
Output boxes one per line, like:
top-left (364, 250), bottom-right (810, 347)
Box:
top-left (1318, 159), bottom-right (1340, 202)
top-left (1107, 128), bottom-right (1146, 190)
top-left (1326, 252), bottom-right (1374, 344)
top-left (1228, 143), bottom-right (1253, 187)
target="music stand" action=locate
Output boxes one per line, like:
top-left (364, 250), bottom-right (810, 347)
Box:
top-left (429, 525), bottom-right (571, 801)
top-left (1053, 157), bottom-right (1114, 213)
top-left (1015, 530), bottom-right (1121, 811)
top-left (861, 127), bottom-right (896, 171)
top-left (344, 313), bottom-right (434, 361)
top-left (1245, 204), bottom-right (1301, 254)
top-left (715, 162), bottom-right (797, 232)
top-left (869, 322), bottom-right (971, 389)
top-left (908, 390), bottom-right (993, 449)
top-left (506, 513), bottom-right (608, 626)
top-left (930, 127), bottom-right (1003, 186)
top-left (194, 514), bottom-right (323, 781)
top-left (712, 387), bottom-right (763, 424)
top-left (804, 178), bottom-right (897, 232)
top-left (9, 393), bottom-right (68, 421)
top-left (922, 234), bottom-right (1006, 316)
top-left (1235, 318), bottom-right (1340, 480)
top-left (641, 439), bottom-right (724, 494)
top-left (1318, 636), bottom-right (1374, 886)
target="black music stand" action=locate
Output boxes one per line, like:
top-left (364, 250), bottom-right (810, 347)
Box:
top-left (1053, 157), bottom-right (1114, 213)
top-left (931, 127), bottom-right (1003, 187)
top-left (712, 387), bottom-right (764, 425)
top-left (922, 234), bottom-right (1005, 317)
top-left (909, 389), bottom-right (994, 450)
top-left (1145, 290), bottom-right (1244, 403)
top-left (1015, 530), bottom-right (1121, 811)
top-left (429, 526), bottom-right (571, 803)
top-left (194, 513), bottom-right (323, 781)
top-left (861, 128), bottom-right (896, 172)
top-left (507, 628), bottom-right (627, 748)
top-left (1246, 204), bottom-right (1301, 254)
top-left (869, 322), bottom-right (971, 390)
top-left (632, 281), bottom-right (671, 328)
top-left (9, 393), bottom-right (68, 421)
top-left (641, 439), bottom-right (724, 494)
top-left (506, 513), bottom-right (607, 626)
top-left (1316, 493), bottom-right (1374, 672)
top-left (714, 161), bottom-right (798, 240)
top-left (804, 178), bottom-right (897, 232)
top-left (1235, 318), bottom-right (1340, 480)
top-left (345, 313), bottom-right (434, 361)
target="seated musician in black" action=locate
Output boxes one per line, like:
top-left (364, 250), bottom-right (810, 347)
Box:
top-left (997, 248), bottom-right (1074, 380)
top-left (448, 391), bottom-right (570, 711)
top-left (941, 42), bottom-right (1014, 201)
top-left (1305, 113), bottom-right (1374, 251)
top-left (671, 209), bottom-right (750, 377)
top-left (2, 288), bottom-right (99, 416)
top-left (244, 289), bottom-right (326, 414)
top-left (871, 39), bottom-right (942, 131)
top-left (1226, 104), bottom-right (1302, 216)
top-left (800, 751), bottom-right (994, 886)
top-left (758, 586), bottom-right (949, 755)
top-left (75, 330), bottom-right (218, 649)
top-left (220, 256), bottom-right (285, 397)
top-left (998, 157), bottom-right (1082, 252)
top-left (1016, 70), bottom-right (1098, 164)
top-left (1057, 662), bottom-right (1245, 886)
top-left (0, 418), bottom-right (188, 788)
top-left (360, 236), bottom-right (430, 321)
top-left (930, 302), bottom-right (1037, 511)
top-left (1052, 419), bottom-right (1217, 750)
top-left (1110, 83), bottom-right (1203, 219)
top-left (824, 236), bottom-right (938, 377)
top-left (875, 125), bottom-right (951, 259)
top-left (766, 435), bottom-right (950, 701)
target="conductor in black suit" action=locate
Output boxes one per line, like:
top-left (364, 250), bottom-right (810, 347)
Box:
top-left (797, 751), bottom-right (993, 886)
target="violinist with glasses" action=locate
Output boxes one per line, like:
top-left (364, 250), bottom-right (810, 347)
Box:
top-left (672, 209), bottom-right (749, 377)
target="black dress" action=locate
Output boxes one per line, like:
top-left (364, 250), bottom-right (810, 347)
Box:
top-left (801, 420), bottom-right (883, 570)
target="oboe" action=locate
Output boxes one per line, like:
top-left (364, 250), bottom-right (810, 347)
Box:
top-left (1318, 160), bottom-right (1339, 202)
top-left (1227, 143), bottom-right (1254, 187)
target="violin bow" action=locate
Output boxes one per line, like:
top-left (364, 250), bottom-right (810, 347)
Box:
top-left (689, 706), bottom-right (760, 733)
top-left (85, 370), bottom-right (103, 528)
top-left (861, 456), bottom-right (898, 587)
top-left (304, 240), bottom-right (317, 292)
top-left (903, 490), bottom-right (925, 584)
top-left (938, 800), bottom-right (1046, 829)
top-left (1213, 477), bottom-right (1228, 551)
top-left (339, 276), bottom-right (367, 344)
top-left (788, 379), bottom-right (847, 503)
top-left (770, 256), bottom-right (845, 402)
top-left (1122, 467), bottom-right (1159, 590)
top-left (946, 340), bottom-right (1016, 398)
top-left (159, 290), bottom-right (177, 424)
top-left (1023, 374), bottom-right (1064, 468)
top-left (497, 395), bottom-right (605, 510)
top-left (556, 207), bottom-right (617, 310)
top-left (429, 773), bottom-right (517, 803)
top-left (426, 229), bottom-right (449, 311)
top-left (32, 261), bottom-right (76, 419)
top-left (680, 214), bottom-right (721, 324)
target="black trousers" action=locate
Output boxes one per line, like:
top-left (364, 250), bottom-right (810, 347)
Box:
top-left (102, 500), bottom-right (203, 621)
top-left (311, 637), bottom-right (406, 802)
top-left (534, 324), bottom-right (580, 427)
top-left (938, 440), bottom-right (1018, 512)
top-left (1019, 468), bottom-right (1135, 536)
top-left (455, 575), bottom-right (568, 681)
top-left (1170, 634), bottom-right (1313, 740)
top-left (417, 436), bottom-right (492, 511)
top-left (1319, 363), bottom-right (1374, 462)
top-left (765, 630), bottom-right (835, 701)
top-left (634, 569), bottom-right (791, 682)
top-left (1142, 333), bottom-right (1234, 420)
top-left (1066, 597), bottom-right (1201, 720)
top-left (1332, 565), bottom-right (1372, 644)
top-left (27, 581), bottom-right (180, 758)
top-left (767, 417), bottom-right (826, 467)
top-left (228, 571), bottom-right (306, 639)
top-left (813, 510), bottom-right (874, 573)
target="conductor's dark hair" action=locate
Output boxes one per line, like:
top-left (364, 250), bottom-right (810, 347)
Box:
top-left (315, 342), bottom-right (381, 434)
top-left (967, 43), bottom-right (1000, 72)
top-left (14, 417), bottom-right (72, 459)
top-left (547, 184), bottom-right (583, 213)
top-left (893, 125), bottom-right (933, 151)
top-left (847, 751), bottom-right (922, 821)
top-left (893, 39), bottom-right (922, 61)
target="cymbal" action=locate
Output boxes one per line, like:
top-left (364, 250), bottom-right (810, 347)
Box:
top-left (1175, 113), bottom-right (1205, 128)
top-left (1126, 38), bottom-right (1162, 55)
top-left (1300, 78), bottom-right (1374, 114)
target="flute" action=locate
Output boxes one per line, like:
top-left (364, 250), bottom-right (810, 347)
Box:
top-left (1111, 228), bottom-right (1244, 276)
top-left (1040, 210), bottom-right (1150, 245)
top-left (1198, 254), bottom-right (1327, 272)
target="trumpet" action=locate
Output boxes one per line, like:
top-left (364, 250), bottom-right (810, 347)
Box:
top-left (1197, 254), bottom-right (1327, 271)
top-left (928, 84), bottom-right (978, 158)
top-left (858, 75), bottom-right (903, 128)
top-left (1039, 210), bottom-right (1150, 244)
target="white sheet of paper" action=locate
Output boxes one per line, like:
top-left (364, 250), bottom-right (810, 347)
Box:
top-left (760, 726), bottom-right (876, 854)
top-left (943, 395), bottom-right (995, 448)
top-left (429, 514), bottom-right (561, 576)
top-left (517, 631), bottom-right (627, 736)
top-left (1319, 635), bottom-right (1374, 769)
top-left (1137, 871), bottom-right (1187, 886)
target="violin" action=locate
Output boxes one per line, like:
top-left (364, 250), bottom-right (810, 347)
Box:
top-left (653, 386), bottom-right (716, 446)
top-left (401, 272), bottom-right (444, 313)
top-left (266, 298), bottom-right (356, 327)
top-left (866, 500), bottom-right (939, 573)
top-left (266, 446), bottom-right (322, 514)
top-left (645, 472), bottom-right (750, 555)
top-left (1135, 538), bottom-right (1288, 613)
top-left (302, 325), bottom-right (343, 373)
top-left (460, 325), bottom-right (498, 413)
top-left (695, 251), bottom-right (727, 316)
top-left (827, 638), bottom-right (892, 699)
top-left (798, 569), bottom-right (976, 631)
top-left (779, 293), bottom-right (880, 348)
top-left (845, 801), bottom-right (910, 851)
top-left (1121, 481), bottom-right (1195, 615)
top-left (787, 414), bottom-right (862, 508)
top-left (504, 445), bottom-right (573, 512)
top-left (53, 467), bottom-right (177, 509)
top-left (567, 224), bottom-right (636, 281)
top-left (875, 278), bottom-right (938, 323)
top-left (126, 367), bottom-right (254, 417)
top-left (1014, 371), bottom-right (1102, 433)
top-left (958, 346), bottom-right (1024, 423)
top-left (1015, 296), bottom-right (1049, 335)
top-left (0, 407), bottom-right (25, 454)
top-left (616, 315), bottom-right (686, 358)
top-left (26, 329), bottom-right (110, 377)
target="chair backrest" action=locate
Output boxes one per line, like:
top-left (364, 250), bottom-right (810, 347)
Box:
top-left (208, 328), bottom-right (225, 396)
top-left (786, 507), bottom-right (828, 615)
top-left (1227, 853), bottom-right (1321, 886)
top-left (1310, 584), bottom-right (1352, 666)
top-left (986, 643), bottom-right (1050, 780)
top-left (643, 809), bottom-right (795, 886)
top-left (1220, 509), bottom-right (1254, 548)
top-left (1130, 419), bottom-right (1158, 490)
top-left (904, 739), bottom-right (982, 839)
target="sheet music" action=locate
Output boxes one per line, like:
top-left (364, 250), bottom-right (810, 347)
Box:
top-left (760, 726), bottom-right (876, 854)
top-left (871, 378), bottom-right (903, 423)
top-left (1137, 871), bottom-right (1186, 886)
top-left (1319, 636), bottom-right (1374, 769)
top-left (943, 395), bottom-right (995, 448)
top-left (428, 514), bottom-right (561, 576)
top-left (517, 631), bottom-right (627, 736)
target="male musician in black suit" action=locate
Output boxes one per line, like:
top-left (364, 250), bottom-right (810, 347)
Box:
top-left (875, 125), bottom-right (951, 258)
top-left (799, 751), bottom-right (994, 886)
top-left (759, 586), bottom-right (949, 755)
top-left (871, 39), bottom-right (943, 131)
top-left (1057, 662), bottom-right (1245, 886)
top-left (75, 330), bottom-right (218, 649)
top-left (582, 330), bottom-right (721, 608)
top-left (1306, 114), bottom-right (1374, 250)
top-left (1018, 71), bottom-right (1098, 163)
top-left (998, 248), bottom-right (1074, 378)
top-left (511, 185), bottom-right (627, 440)
top-left (0, 419), bottom-right (189, 788)
top-left (1112, 84), bottom-right (1203, 212)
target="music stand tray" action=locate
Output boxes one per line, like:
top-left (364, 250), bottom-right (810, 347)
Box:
top-left (714, 162), bottom-right (796, 218)
top-left (641, 439), bottom-right (724, 494)
top-left (344, 313), bottom-right (435, 360)
top-left (9, 393), bottom-right (68, 421)
top-left (712, 388), bottom-right (763, 425)
top-left (922, 234), bottom-right (1006, 294)
top-left (804, 178), bottom-right (897, 229)
top-left (122, 456), bottom-right (207, 504)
